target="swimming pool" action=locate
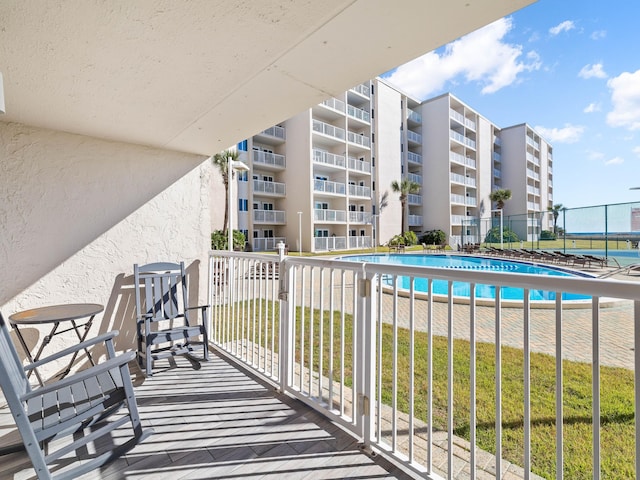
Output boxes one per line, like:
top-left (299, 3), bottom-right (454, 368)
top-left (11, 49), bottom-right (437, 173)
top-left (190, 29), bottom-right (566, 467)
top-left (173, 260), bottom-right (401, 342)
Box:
top-left (341, 254), bottom-right (592, 301)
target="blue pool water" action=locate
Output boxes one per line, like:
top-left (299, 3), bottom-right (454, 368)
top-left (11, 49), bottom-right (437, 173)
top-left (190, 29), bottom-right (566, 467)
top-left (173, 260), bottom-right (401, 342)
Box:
top-left (341, 254), bottom-right (592, 301)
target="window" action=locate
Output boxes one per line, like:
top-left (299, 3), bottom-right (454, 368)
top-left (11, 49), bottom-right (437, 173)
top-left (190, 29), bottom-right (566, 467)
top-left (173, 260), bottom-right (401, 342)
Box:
top-left (241, 229), bottom-right (248, 239)
top-left (315, 229), bottom-right (329, 238)
top-left (238, 199), bottom-right (248, 211)
top-left (238, 171), bottom-right (248, 181)
top-left (349, 230), bottom-right (356, 237)
top-left (237, 140), bottom-right (248, 151)
top-left (315, 202), bottom-right (328, 210)
top-left (262, 175), bottom-right (273, 182)
top-left (253, 231), bottom-right (259, 238)
top-left (263, 203), bottom-right (273, 210)
top-left (349, 204), bottom-right (356, 212)
top-left (360, 230), bottom-right (365, 236)
top-left (264, 230), bottom-right (274, 238)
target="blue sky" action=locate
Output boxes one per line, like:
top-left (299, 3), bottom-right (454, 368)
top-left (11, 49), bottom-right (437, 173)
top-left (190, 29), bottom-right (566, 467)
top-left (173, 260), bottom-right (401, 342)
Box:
top-left (381, 0), bottom-right (640, 209)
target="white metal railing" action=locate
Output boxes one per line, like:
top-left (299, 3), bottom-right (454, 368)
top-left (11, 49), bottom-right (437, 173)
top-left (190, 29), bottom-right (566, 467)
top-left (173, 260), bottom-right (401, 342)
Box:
top-left (466, 196), bottom-right (477, 206)
top-left (450, 172), bottom-right (465, 184)
top-left (314, 179), bottom-right (346, 195)
top-left (208, 250), bottom-right (640, 480)
top-left (314, 236), bottom-right (347, 251)
top-left (348, 235), bottom-right (372, 249)
top-left (527, 169), bottom-right (541, 181)
top-left (527, 202), bottom-right (540, 211)
top-left (313, 149), bottom-right (346, 168)
top-left (408, 172), bottom-right (422, 184)
top-left (407, 109), bottom-right (422, 124)
top-left (450, 130), bottom-right (476, 149)
top-left (407, 152), bottom-right (422, 164)
top-left (451, 215), bottom-right (477, 225)
top-left (494, 168), bottom-right (502, 178)
top-left (450, 151), bottom-right (466, 165)
top-left (348, 156), bottom-right (371, 173)
top-left (451, 193), bottom-right (465, 204)
top-left (527, 186), bottom-right (541, 196)
top-left (259, 125), bottom-right (285, 140)
top-left (408, 214), bottom-right (422, 226)
top-left (314, 209), bottom-right (346, 222)
top-left (348, 184), bottom-right (371, 198)
top-left (252, 150), bottom-right (286, 168)
top-left (493, 151), bottom-right (501, 162)
top-left (526, 136), bottom-right (540, 150)
top-left (253, 209), bottom-right (286, 224)
top-left (465, 176), bottom-right (476, 187)
top-left (251, 237), bottom-right (286, 251)
top-left (347, 131), bottom-right (371, 148)
top-left (408, 193), bottom-right (421, 205)
top-left (313, 119), bottom-right (346, 141)
top-left (407, 130), bottom-right (422, 144)
top-left (321, 97), bottom-right (346, 113)
top-left (349, 211), bottom-right (371, 223)
top-left (253, 179), bottom-right (286, 196)
top-left (450, 108), bottom-right (465, 125)
top-left (494, 136), bottom-right (502, 146)
top-left (350, 83), bottom-right (370, 98)
top-left (347, 104), bottom-right (371, 123)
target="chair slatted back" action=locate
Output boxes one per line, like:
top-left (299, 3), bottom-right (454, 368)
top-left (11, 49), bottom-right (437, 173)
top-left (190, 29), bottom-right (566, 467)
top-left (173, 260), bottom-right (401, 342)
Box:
top-left (134, 262), bottom-right (188, 322)
top-left (0, 312), bottom-right (32, 416)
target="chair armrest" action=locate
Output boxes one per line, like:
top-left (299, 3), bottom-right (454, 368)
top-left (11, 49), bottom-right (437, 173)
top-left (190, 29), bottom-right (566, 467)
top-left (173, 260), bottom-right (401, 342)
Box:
top-left (24, 330), bottom-right (119, 372)
top-left (22, 351), bottom-right (136, 401)
top-left (186, 305), bottom-right (210, 311)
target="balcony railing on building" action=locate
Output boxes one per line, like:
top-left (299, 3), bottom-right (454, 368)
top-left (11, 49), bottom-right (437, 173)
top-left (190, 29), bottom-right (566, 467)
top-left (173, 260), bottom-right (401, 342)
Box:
top-left (253, 209), bottom-right (286, 224)
top-left (492, 151), bottom-right (501, 162)
top-left (314, 209), bottom-right (346, 223)
top-left (449, 129), bottom-right (476, 149)
top-left (347, 104), bottom-right (370, 123)
top-left (348, 156), bottom-right (371, 174)
top-left (347, 131), bottom-right (371, 148)
top-left (527, 201), bottom-right (540, 211)
top-left (313, 235), bottom-right (347, 251)
top-left (451, 214), bottom-right (478, 225)
top-left (408, 193), bottom-right (422, 205)
top-left (348, 235), bottom-right (372, 249)
top-left (348, 211), bottom-right (371, 224)
top-left (258, 125), bottom-right (286, 140)
top-left (252, 150), bottom-right (286, 168)
top-left (526, 152), bottom-right (541, 166)
top-left (527, 169), bottom-right (541, 181)
top-left (406, 130), bottom-right (422, 144)
top-left (251, 236), bottom-right (286, 251)
top-left (449, 108), bottom-right (476, 131)
top-left (407, 151), bottom-right (422, 165)
top-left (313, 119), bottom-right (346, 141)
top-left (348, 184), bottom-right (371, 198)
top-left (408, 214), bottom-right (422, 226)
top-left (350, 83), bottom-right (370, 98)
top-left (407, 109), bottom-right (422, 124)
top-left (526, 135), bottom-right (540, 150)
top-left (253, 179), bottom-right (286, 196)
top-left (321, 97), bottom-right (346, 113)
top-left (407, 172), bottom-right (422, 184)
top-left (313, 149), bottom-right (346, 169)
top-left (494, 168), bottom-right (502, 178)
top-left (527, 185), bottom-right (541, 196)
top-left (314, 179), bottom-right (346, 195)
top-left (493, 135), bottom-right (502, 146)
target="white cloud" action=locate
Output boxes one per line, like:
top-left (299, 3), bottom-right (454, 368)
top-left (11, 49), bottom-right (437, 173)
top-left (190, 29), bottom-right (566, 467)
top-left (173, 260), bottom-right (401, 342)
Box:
top-left (584, 102), bottom-right (600, 113)
top-left (534, 124), bottom-right (585, 144)
top-left (578, 63), bottom-right (607, 79)
top-left (587, 150), bottom-right (605, 161)
top-left (606, 69), bottom-right (640, 130)
top-left (591, 30), bottom-right (606, 40)
top-left (605, 156), bottom-right (624, 166)
top-left (633, 146), bottom-right (640, 157)
top-left (383, 17), bottom-right (541, 99)
top-left (549, 20), bottom-right (575, 36)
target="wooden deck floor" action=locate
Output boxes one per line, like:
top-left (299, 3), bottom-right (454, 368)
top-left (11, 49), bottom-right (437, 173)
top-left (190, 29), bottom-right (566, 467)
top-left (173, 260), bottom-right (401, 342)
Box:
top-left (0, 352), bottom-right (413, 480)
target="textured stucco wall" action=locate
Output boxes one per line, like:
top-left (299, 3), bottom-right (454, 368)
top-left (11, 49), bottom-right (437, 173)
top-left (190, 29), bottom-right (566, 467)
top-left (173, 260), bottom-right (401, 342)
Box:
top-left (0, 122), bottom-right (212, 379)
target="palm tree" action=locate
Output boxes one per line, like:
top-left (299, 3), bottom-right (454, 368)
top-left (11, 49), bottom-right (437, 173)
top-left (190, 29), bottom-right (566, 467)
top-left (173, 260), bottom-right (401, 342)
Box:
top-left (212, 149), bottom-right (239, 236)
top-left (548, 203), bottom-right (565, 234)
top-left (391, 179), bottom-right (420, 235)
top-left (489, 188), bottom-right (512, 210)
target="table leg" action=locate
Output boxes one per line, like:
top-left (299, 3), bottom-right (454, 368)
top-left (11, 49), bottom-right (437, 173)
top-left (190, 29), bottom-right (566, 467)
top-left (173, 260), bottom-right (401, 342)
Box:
top-left (11, 323), bottom-right (60, 387)
top-left (59, 316), bottom-right (96, 379)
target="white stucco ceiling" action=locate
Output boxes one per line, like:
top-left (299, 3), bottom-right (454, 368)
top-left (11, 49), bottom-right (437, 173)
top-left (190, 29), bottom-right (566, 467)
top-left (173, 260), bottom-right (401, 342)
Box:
top-left (0, 0), bottom-right (534, 156)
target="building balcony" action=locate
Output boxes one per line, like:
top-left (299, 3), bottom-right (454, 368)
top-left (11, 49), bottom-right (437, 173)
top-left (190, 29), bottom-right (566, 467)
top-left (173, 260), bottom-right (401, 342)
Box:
top-left (527, 185), bottom-right (541, 196)
top-left (408, 193), bottom-right (422, 205)
top-left (314, 179), bottom-right (346, 195)
top-left (252, 236), bottom-right (286, 251)
top-left (451, 193), bottom-right (466, 205)
top-left (74, 250), bottom-right (635, 480)
top-left (346, 104), bottom-right (370, 124)
top-left (312, 119), bottom-right (346, 142)
top-left (449, 129), bottom-right (476, 149)
top-left (407, 151), bottom-right (422, 165)
top-left (492, 151), bottom-right (501, 163)
top-left (253, 209), bottom-right (286, 224)
top-left (349, 83), bottom-right (370, 98)
top-left (527, 169), bottom-right (541, 181)
top-left (255, 125), bottom-right (286, 143)
top-left (252, 150), bottom-right (286, 169)
top-left (347, 156), bottom-right (371, 174)
top-left (407, 109), bottom-right (422, 124)
top-left (253, 179), bottom-right (286, 196)
top-left (348, 184), bottom-right (371, 198)
top-left (348, 235), bottom-right (372, 249)
top-left (408, 214), bottom-right (422, 226)
top-left (407, 172), bottom-right (422, 184)
top-left (451, 214), bottom-right (477, 225)
top-left (314, 208), bottom-right (346, 223)
top-left (321, 96), bottom-right (346, 113)
top-left (494, 135), bottom-right (502, 146)
top-left (406, 130), bottom-right (422, 144)
top-left (313, 235), bottom-right (347, 251)
top-left (347, 131), bottom-right (371, 149)
top-left (494, 168), bottom-right (502, 178)
top-left (313, 149), bottom-right (346, 169)
top-left (348, 211), bottom-right (372, 223)
top-left (526, 135), bottom-right (540, 150)
top-left (449, 108), bottom-right (476, 130)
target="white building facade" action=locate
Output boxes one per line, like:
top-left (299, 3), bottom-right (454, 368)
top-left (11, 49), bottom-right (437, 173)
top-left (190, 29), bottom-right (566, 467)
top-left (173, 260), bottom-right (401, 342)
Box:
top-left (232, 81), bottom-right (553, 252)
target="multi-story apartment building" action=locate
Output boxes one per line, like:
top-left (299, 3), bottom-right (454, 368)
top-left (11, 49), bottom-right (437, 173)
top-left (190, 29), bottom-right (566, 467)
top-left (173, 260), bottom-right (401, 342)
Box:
top-left (229, 79), bottom-right (552, 252)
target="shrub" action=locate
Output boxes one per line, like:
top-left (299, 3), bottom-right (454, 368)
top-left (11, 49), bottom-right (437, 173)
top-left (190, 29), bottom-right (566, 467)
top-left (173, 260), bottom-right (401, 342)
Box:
top-left (421, 229), bottom-right (446, 246)
top-left (540, 230), bottom-right (556, 240)
top-left (403, 230), bottom-right (418, 246)
top-left (388, 234), bottom-right (405, 246)
top-left (211, 230), bottom-right (246, 250)
top-left (484, 226), bottom-right (518, 243)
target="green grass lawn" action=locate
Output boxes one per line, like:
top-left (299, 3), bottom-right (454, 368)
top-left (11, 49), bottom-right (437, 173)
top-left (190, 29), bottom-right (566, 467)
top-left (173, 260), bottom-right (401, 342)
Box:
top-left (222, 301), bottom-right (636, 479)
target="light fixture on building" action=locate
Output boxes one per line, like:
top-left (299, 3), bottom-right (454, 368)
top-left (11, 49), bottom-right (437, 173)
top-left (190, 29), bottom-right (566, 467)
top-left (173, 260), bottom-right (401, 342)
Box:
top-left (227, 156), bottom-right (250, 251)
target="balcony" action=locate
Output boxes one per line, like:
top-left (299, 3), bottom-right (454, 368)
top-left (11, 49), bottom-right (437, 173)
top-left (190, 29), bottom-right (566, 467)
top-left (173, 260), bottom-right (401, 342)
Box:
top-left (449, 108), bottom-right (476, 130)
top-left (314, 208), bottom-right (346, 222)
top-left (451, 193), bottom-right (466, 204)
top-left (253, 209), bottom-right (286, 224)
top-left (253, 179), bottom-right (286, 196)
top-left (408, 214), bottom-right (422, 226)
top-left (348, 211), bottom-right (371, 223)
top-left (407, 172), bottom-right (422, 184)
top-left (449, 129), bottom-right (476, 149)
top-left (527, 185), bottom-right (541, 196)
top-left (451, 214), bottom-right (478, 225)
top-left (256, 125), bottom-right (286, 141)
top-left (313, 149), bottom-right (346, 169)
top-left (312, 119), bottom-right (345, 141)
top-left (348, 184), bottom-right (371, 198)
top-left (526, 135), bottom-right (540, 150)
top-left (449, 151), bottom-right (475, 168)
top-left (407, 193), bottom-right (421, 205)
top-left (407, 109), bottom-right (422, 124)
top-left (252, 150), bottom-right (286, 169)
top-left (406, 130), bottom-right (422, 144)
top-left (347, 156), bottom-right (371, 174)
top-left (313, 235), bottom-right (347, 251)
top-left (252, 236), bottom-right (286, 251)
top-left (492, 151), bottom-right (501, 163)
top-left (208, 251), bottom-right (640, 480)
top-left (407, 151), bottom-right (422, 165)
top-left (348, 235), bottom-right (372, 249)
top-left (493, 168), bottom-right (502, 178)
top-left (349, 83), bottom-right (370, 98)
top-left (314, 178), bottom-right (345, 195)
top-left (347, 104), bottom-right (370, 123)
top-left (527, 169), bottom-right (541, 181)
top-left (321, 96), bottom-right (346, 113)
top-left (347, 131), bottom-right (371, 148)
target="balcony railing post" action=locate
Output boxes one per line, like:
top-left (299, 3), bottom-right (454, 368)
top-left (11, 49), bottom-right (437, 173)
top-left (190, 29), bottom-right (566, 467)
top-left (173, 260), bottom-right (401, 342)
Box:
top-left (277, 243), bottom-right (293, 393)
